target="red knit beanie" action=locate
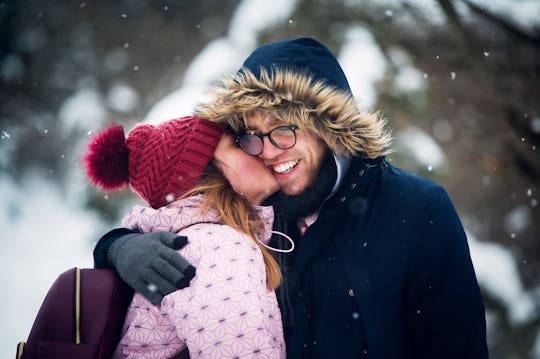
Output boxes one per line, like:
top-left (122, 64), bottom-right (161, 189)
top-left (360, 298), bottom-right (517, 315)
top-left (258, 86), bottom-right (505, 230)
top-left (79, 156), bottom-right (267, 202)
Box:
top-left (84, 115), bottom-right (225, 208)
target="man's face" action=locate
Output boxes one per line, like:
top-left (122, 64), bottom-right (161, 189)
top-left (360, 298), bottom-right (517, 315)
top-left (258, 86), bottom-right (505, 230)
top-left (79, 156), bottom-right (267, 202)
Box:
top-left (245, 112), bottom-right (327, 196)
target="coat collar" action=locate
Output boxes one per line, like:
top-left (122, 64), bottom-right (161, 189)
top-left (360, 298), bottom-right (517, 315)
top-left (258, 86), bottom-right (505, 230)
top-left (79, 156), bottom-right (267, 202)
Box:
top-left (288, 156), bottom-right (388, 296)
top-left (323, 156), bottom-right (388, 211)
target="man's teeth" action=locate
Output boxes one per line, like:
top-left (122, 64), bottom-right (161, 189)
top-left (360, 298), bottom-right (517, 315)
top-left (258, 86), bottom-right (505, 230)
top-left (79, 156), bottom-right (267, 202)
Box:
top-left (273, 160), bottom-right (298, 174)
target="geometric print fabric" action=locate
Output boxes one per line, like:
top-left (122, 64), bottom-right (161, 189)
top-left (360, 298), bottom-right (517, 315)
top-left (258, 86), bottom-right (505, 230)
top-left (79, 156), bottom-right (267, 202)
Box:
top-left (113, 195), bottom-right (285, 358)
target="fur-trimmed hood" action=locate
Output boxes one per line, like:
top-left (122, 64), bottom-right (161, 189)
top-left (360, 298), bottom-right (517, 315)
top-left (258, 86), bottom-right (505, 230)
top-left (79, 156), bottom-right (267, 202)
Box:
top-left (194, 37), bottom-right (392, 158)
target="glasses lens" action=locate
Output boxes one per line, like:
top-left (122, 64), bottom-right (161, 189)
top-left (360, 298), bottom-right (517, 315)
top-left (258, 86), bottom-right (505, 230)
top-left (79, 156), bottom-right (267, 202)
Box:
top-left (238, 134), bottom-right (263, 155)
top-left (270, 126), bottom-right (296, 149)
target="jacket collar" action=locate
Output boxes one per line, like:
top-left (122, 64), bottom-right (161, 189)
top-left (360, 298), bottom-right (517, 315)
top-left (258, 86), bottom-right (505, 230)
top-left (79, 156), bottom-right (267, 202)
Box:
top-left (323, 156), bottom-right (388, 211)
top-left (287, 156), bottom-right (388, 296)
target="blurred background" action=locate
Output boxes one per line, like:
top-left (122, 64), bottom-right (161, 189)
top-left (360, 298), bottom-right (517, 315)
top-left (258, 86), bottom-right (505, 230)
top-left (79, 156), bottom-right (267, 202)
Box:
top-left (1, 0), bottom-right (538, 358)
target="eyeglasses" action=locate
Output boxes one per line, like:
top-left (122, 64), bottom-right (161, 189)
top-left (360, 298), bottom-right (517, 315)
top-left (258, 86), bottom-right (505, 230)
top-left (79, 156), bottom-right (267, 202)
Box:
top-left (235, 125), bottom-right (297, 156)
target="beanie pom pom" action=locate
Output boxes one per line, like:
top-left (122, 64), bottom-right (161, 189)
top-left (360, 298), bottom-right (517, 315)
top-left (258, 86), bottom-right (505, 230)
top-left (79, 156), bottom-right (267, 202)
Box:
top-left (84, 124), bottom-right (129, 190)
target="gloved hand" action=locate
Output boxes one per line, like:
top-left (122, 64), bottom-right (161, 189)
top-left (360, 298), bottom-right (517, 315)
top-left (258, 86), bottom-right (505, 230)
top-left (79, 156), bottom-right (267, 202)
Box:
top-left (107, 231), bottom-right (196, 305)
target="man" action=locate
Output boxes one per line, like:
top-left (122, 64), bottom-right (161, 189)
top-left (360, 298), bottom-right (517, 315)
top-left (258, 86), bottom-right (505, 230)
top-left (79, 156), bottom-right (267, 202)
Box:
top-left (95, 37), bottom-right (489, 358)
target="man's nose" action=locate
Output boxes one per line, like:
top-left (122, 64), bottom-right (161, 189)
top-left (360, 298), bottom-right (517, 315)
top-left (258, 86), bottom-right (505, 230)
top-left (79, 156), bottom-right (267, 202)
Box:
top-left (259, 136), bottom-right (285, 159)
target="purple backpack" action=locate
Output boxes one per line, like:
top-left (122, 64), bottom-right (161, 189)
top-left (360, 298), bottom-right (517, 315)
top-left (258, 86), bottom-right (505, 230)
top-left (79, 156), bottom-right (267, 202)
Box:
top-left (16, 268), bottom-right (133, 359)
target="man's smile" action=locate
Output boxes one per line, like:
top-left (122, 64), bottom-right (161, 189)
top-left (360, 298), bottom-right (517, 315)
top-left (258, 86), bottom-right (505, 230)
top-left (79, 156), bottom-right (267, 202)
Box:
top-left (271, 160), bottom-right (299, 174)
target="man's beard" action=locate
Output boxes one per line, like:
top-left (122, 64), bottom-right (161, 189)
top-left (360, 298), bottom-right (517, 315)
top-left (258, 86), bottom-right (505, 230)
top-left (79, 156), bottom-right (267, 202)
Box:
top-left (263, 149), bottom-right (337, 222)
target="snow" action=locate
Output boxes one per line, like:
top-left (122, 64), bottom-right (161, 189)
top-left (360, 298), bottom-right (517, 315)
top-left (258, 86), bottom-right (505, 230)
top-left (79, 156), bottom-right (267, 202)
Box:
top-left (432, 118), bottom-right (455, 142)
top-left (0, 128), bottom-right (18, 169)
top-left (395, 126), bottom-right (448, 171)
top-left (387, 47), bottom-right (428, 94)
top-left (534, 331), bottom-right (540, 358)
top-left (0, 174), bottom-right (103, 356)
top-left (503, 204), bottom-right (532, 237)
top-left (58, 87), bottom-right (108, 132)
top-left (2, 0), bottom-right (539, 356)
top-left (145, 0), bottom-right (299, 125)
top-left (531, 117), bottom-right (540, 134)
top-left (342, 0), bottom-right (540, 35)
top-left (104, 47), bottom-right (130, 73)
top-left (228, 0), bottom-right (300, 49)
top-left (343, 0), bottom-right (447, 25)
top-left (0, 53), bottom-right (25, 83)
top-left (338, 26), bottom-right (387, 108)
top-left (107, 82), bottom-right (140, 114)
top-left (466, 0), bottom-right (540, 33)
top-left (468, 231), bottom-right (537, 325)
top-left (144, 85), bottom-right (208, 126)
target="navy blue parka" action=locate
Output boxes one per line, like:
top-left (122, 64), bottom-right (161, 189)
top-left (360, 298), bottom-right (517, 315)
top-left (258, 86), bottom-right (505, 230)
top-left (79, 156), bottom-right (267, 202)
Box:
top-left (283, 155), bottom-right (488, 358)
top-left (194, 37), bottom-right (488, 358)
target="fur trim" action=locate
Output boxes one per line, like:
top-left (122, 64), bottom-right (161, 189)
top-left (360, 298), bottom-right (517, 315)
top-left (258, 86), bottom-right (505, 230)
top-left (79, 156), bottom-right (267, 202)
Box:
top-left (195, 68), bottom-right (393, 158)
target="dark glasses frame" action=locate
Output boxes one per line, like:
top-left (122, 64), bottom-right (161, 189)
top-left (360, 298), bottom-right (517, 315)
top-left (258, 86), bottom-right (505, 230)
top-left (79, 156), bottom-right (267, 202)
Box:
top-left (235, 125), bottom-right (297, 156)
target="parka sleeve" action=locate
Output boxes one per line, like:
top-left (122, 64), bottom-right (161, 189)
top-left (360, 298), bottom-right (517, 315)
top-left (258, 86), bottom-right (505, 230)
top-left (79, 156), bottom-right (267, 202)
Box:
top-left (405, 185), bottom-right (489, 359)
top-left (93, 227), bottom-right (138, 269)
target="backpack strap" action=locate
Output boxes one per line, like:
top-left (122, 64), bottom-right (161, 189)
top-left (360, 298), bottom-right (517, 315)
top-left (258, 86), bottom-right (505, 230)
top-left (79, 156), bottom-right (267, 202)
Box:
top-left (75, 267), bottom-right (82, 344)
top-left (16, 341), bottom-right (24, 359)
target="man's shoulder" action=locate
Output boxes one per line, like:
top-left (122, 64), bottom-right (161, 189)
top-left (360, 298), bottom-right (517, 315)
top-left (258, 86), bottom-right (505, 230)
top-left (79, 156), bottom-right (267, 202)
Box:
top-left (327, 156), bottom-right (451, 213)
top-left (376, 162), bottom-right (459, 217)
top-left (368, 159), bottom-right (453, 209)
top-left (384, 162), bottom-right (441, 191)
top-left (348, 156), bottom-right (443, 193)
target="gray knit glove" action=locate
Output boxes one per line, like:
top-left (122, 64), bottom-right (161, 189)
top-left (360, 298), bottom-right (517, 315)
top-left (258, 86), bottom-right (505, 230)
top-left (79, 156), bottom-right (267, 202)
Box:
top-left (107, 231), bottom-right (196, 305)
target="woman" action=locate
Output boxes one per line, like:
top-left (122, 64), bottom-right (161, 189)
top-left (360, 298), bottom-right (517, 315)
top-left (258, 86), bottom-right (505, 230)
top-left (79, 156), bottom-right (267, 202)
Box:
top-left (84, 115), bottom-right (286, 358)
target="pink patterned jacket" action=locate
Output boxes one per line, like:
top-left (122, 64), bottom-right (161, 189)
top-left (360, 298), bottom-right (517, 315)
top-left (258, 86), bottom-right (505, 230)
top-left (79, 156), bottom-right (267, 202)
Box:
top-left (113, 195), bottom-right (285, 358)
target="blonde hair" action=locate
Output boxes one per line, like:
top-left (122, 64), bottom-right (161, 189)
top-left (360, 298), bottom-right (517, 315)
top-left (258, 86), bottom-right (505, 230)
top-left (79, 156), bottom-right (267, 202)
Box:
top-left (182, 162), bottom-right (281, 289)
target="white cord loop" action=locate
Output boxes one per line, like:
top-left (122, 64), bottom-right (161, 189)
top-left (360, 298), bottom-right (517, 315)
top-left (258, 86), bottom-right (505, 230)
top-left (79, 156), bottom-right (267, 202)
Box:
top-left (257, 231), bottom-right (295, 253)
